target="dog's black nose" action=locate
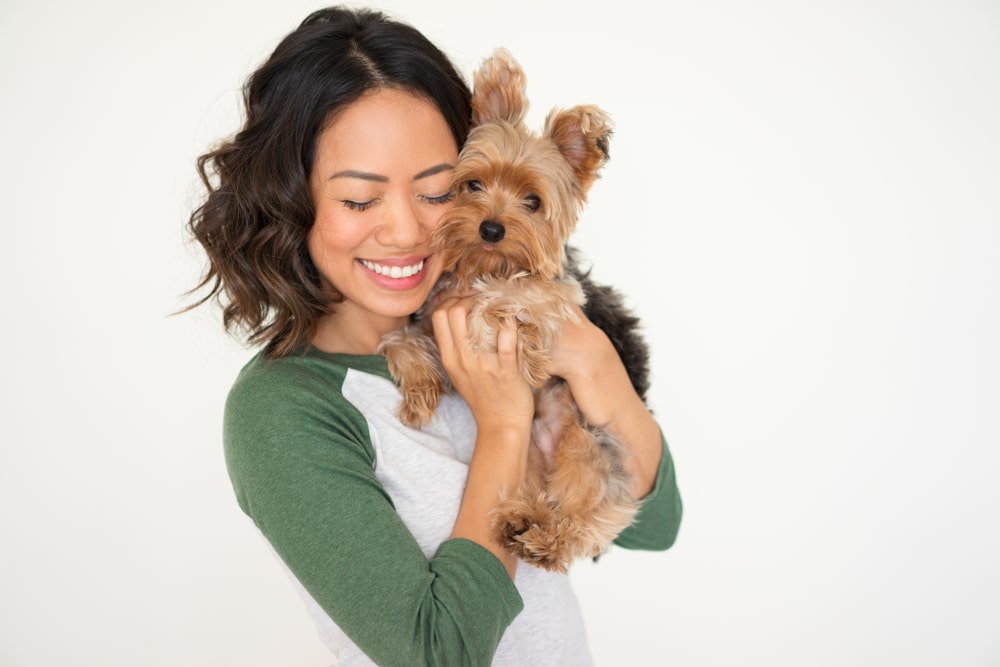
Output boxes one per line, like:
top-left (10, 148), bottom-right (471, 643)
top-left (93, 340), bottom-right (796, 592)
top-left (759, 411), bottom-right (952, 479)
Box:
top-left (479, 220), bottom-right (505, 243)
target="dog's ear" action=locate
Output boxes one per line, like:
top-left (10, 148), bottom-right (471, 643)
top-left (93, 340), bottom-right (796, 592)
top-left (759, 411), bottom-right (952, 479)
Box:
top-left (471, 48), bottom-right (528, 127)
top-left (544, 105), bottom-right (612, 192)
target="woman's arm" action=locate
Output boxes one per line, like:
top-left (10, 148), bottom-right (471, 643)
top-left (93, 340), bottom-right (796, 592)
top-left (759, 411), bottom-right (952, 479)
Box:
top-left (225, 355), bottom-right (523, 666)
top-left (431, 297), bottom-right (536, 578)
top-left (550, 307), bottom-right (663, 498)
top-left (550, 307), bottom-right (683, 549)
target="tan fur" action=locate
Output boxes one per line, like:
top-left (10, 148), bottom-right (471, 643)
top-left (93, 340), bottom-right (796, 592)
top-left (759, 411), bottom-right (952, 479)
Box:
top-left (377, 48), bottom-right (639, 572)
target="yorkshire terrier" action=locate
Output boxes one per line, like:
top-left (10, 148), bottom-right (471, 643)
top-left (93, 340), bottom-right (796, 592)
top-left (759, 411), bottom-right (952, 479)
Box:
top-left (378, 48), bottom-right (651, 572)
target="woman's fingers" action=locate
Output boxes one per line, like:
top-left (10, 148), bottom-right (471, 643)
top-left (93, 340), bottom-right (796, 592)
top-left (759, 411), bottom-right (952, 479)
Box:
top-left (431, 297), bottom-right (470, 369)
top-left (496, 319), bottom-right (519, 368)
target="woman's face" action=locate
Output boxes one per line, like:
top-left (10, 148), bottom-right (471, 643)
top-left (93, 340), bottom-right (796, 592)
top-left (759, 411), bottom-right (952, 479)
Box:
top-left (308, 88), bottom-right (458, 338)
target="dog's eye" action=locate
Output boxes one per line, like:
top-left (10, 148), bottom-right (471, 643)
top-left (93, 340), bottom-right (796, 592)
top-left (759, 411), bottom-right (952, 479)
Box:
top-left (524, 194), bottom-right (541, 212)
top-left (466, 180), bottom-right (483, 193)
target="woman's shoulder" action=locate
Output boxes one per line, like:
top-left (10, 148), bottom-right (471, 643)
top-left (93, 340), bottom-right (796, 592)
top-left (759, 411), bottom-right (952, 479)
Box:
top-left (228, 347), bottom-right (390, 404)
top-left (222, 349), bottom-right (390, 521)
top-left (224, 347), bottom-right (389, 456)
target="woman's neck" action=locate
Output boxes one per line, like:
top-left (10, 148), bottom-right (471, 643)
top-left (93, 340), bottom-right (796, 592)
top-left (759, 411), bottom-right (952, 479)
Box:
top-left (310, 309), bottom-right (408, 355)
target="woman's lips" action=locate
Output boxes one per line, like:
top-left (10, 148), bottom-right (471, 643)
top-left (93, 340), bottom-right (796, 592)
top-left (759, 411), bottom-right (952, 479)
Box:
top-left (357, 255), bottom-right (431, 290)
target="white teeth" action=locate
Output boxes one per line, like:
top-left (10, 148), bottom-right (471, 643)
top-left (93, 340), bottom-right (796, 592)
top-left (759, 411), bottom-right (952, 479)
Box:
top-left (360, 259), bottom-right (424, 278)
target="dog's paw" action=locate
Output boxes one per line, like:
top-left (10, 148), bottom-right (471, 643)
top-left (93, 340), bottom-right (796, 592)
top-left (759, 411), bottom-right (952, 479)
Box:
top-left (508, 524), bottom-right (574, 573)
top-left (397, 385), bottom-right (439, 428)
top-left (494, 498), bottom-right (574, 573)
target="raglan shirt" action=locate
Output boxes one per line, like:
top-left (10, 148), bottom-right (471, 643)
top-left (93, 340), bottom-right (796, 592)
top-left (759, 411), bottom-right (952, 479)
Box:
top-left (224, 346), bottom-right (682, 666)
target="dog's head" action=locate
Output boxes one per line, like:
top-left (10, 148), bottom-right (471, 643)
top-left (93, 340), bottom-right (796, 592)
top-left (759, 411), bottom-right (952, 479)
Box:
top-left (433, 48), bottom-right (612, 284)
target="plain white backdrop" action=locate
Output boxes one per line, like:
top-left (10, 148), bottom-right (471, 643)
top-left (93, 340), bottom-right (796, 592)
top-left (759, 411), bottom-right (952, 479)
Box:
top-left (2, 1), bottom-right (998, 665)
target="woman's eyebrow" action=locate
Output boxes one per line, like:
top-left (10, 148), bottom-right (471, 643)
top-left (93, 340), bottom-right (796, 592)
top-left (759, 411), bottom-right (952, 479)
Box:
top-left (413, 163), bottom-right (454, 180)
top-left (327, 170), bottom-right (388, 183)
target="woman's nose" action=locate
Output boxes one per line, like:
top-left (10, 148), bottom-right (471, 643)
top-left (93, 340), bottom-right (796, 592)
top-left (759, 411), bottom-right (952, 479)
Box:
top-left (376, 198), bottom-right (424, 247)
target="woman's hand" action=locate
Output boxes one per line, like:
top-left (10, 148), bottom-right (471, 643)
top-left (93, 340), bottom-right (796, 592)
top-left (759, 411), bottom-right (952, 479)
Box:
top-left (431, 295), bottom-right (535, 434)
top-left (550, 306), bottom-right (664, 499)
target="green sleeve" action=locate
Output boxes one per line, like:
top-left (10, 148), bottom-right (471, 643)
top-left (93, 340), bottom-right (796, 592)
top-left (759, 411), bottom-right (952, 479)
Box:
top-left (224, 359), bottom-right (523, 666)
top-left (614, 432), bottom-right (683, 550)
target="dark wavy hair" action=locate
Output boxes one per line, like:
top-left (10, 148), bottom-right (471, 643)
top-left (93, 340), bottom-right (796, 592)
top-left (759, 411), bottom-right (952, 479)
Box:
top-left (186, 7), bottom-right (472, 357)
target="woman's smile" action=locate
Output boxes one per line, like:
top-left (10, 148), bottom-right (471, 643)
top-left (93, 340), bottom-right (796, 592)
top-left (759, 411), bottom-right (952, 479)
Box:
top-left (357, 255), bottom-right (432, 290)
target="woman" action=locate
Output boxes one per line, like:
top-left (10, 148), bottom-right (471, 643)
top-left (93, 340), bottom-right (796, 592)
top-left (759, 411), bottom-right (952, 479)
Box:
top-left (188, 6), bottom-right (681, 665)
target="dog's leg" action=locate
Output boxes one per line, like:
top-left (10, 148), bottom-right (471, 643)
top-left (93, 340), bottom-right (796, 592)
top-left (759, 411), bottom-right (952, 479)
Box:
top-left (495, 381), bottom-right (640, 571)
top-left (493, 440), bottom-right (551, 555)
top-left (378, 325), bottom-right (449, 428)
top-left (545, 422), bottom-right (641, 564)
top-left (515, 320), bottom-right (553, 388)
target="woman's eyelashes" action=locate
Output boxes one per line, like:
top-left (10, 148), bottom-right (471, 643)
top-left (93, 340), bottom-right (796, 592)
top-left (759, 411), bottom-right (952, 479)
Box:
top-left (341, 198), bottom-right (377, 212)
top-left (421, 190), bottom-right (455, 205)
top-left (339, 189), bottom-right (454, 212)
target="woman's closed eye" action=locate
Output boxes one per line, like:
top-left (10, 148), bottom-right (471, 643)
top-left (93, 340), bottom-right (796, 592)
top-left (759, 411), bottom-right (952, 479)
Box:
top-left (340, 198), bottom-right (378, 212)
top-left (421, 190), bottom-right (455, 206)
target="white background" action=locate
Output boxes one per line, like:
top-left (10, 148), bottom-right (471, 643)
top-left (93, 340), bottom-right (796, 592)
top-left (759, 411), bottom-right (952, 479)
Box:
top-left (2, 1), bottom-right (998, 665)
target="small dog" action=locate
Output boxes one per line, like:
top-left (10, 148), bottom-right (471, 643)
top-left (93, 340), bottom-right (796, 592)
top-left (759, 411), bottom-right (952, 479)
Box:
top-left (379, 48), bottom-right (650, 572)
